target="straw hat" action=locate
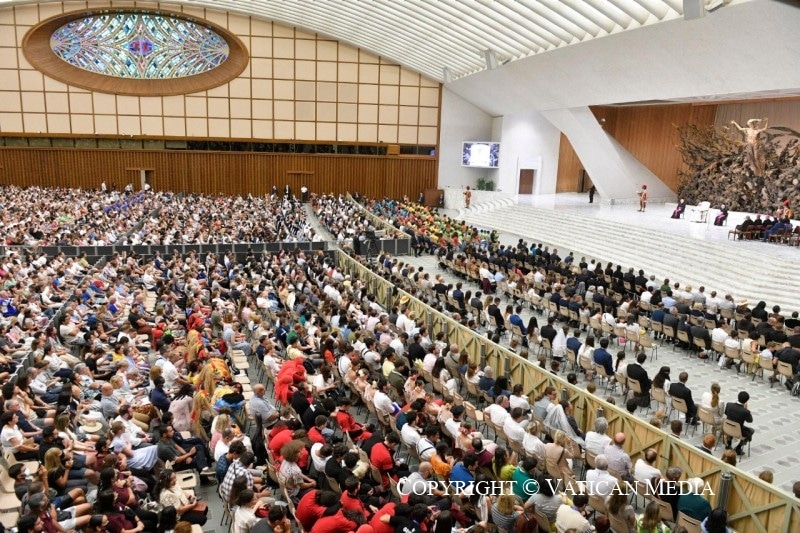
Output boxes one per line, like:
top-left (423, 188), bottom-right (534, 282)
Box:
top-left (399, 295), bottom-right (410, 305)
top-left (736, 298), bottom-right (749, 307)
top-left (80, 420), bottom-right (103, 434)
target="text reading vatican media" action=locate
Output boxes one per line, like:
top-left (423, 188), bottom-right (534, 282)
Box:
top-left (399, 478), bottom-right (715, 498)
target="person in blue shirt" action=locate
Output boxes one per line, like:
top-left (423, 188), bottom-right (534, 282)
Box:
top-left (509, 305), bottom-right (527, 335)
top-left (449, 455), bottom-right (478, 489)
top-left (593, 338), bottom-right (614, 377)
top-left (566, 329), bottom-right (582, 356)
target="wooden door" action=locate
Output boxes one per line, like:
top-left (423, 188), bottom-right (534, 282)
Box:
top-left (518, 169), bottom-right (534, 194)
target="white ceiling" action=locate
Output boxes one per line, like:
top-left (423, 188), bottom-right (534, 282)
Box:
top-left (2, 0), bottom-right (729, 83)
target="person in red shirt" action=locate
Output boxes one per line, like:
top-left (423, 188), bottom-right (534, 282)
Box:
top-left (341, 476), bottom-right (375, 519)
top-left (310, 508), bottom-right (359, 533)
top-left (336, 398), bottom-right (372, 441)
top-left (370, 501), bottom-right (397, 533)
top-left (295, 489), bottom-right (339, 532)
top-left (308, 415), bottom-right (328, 445)
top-left (369, 433), bottom-right (407, 489)
top-left (267, 419), bottom-right (301, 458)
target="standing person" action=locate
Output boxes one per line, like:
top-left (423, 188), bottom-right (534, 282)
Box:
top-left (637, 185), bottom-right (648, 212)
top-left (588, 185), bottom-right (596, 204)
top-left (464, 186), bottom-right (472, 208)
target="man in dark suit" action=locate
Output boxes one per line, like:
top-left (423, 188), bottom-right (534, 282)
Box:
top-left (689, 324), bottom-right (711, 356)
top-left (593, 338), bottom-right (614, 376)
top-left (724, 391), bottom-right (754, 455)
top-left (487, 297), bottom-right (505, 334)
top-left (662, 308), bottom-right (680, 341)
top-left (669, 372), bottom-right (698, 426)
top-left (540, 316), bottom-right (557, 345)
top-left (626, 352), bottom-right (651, 406)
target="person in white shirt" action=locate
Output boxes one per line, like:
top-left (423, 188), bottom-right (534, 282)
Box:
top-left (633, 448), bottom-right (662, 483)
top-left (584, 417), bottom-right (612, 456)
top-left (508, 384), bottom-right (531, 413)
top-left (444, 406), bottom-right (465, 440)
top-left (400, 411), bottom-right (423, 449)
top-left (552, 326), bottom-right (568, 360)
top-left (484, 395), bottom-right (510, 427)
top-left (422, 351), bottom-right (438, 374)
top-left (372, 379), bottom-right (398, 418)
top-left (310, 441), bottom-right (331, 473)
top-left (390, 333), bottom-right (407, 359)
top-left (502, 408), bottom-right (527, 443)
top-left (523, 420), bottom-right (546, 459)
top-left (584, 454), bottom-right (618, 497)
top-left (361, 338), bottom-right (381, 373)
top-left (416, 427), bottom-right (438, 461)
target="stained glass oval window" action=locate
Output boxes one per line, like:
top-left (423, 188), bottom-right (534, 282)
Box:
top-left (50, 13), bottom-right (230, 79)
top-left (24, 11), bottom-right (248, 96)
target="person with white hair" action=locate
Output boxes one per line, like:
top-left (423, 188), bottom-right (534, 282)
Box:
top-left (677, 477), bottom-right (712, 522)
top-left (585, 454), bottom-right (618, 497)
top-left (584, 417), bottom-right (612, 456)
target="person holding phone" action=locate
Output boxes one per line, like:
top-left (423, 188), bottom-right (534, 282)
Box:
top-left (155, 468), bottom-right (208, 525)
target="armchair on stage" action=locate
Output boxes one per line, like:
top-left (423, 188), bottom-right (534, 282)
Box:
top-left (690, 201), bottom-right (711, 223)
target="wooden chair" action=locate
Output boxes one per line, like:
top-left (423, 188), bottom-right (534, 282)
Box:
top-left (608, 512), bottom-right (633, 533)
top-left (723, 344), bottom-right (741, 372)
top-left (756, 352), bottom-right (775, 382)
top-left (662, 325), bottom-right (676, 346)
top-left (651, 387), bottom-right (668, 415)
top-left (722, 419), bottom-right (751, 457)
top-left (670, 397), bottom-right (692, 433)
top-left (638, 334), bottom-right (658, 361)
top-left (626, 378), bottom-right (648, 413)
top-left (676, 511), bottom-right (702, 533)
top-left (535, 508), bottom-right (552, 533)
top-left (698, 406), bottom-right (721, 438)
top-left (588, 493), bottom-right (606, 514)
top-left (594, 364), bottom-right (613, 393)
top-left (649, 495), bottom-right (675, 523)
top-left (777, 361), bottom-right (795, 385)
top-left (566, 348), bottom-right (578, 372)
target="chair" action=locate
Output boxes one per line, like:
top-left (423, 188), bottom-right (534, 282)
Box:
top-left (777, 361), bottom-right (794, 385)
top-left (676, 329), bottom-right (690, 353)
top-left (690, 201), bottom-right (710, 223)
top-left (662, 325), bottom-right (676, 346)
top-left (723, 344), bottom-right (741, 372)
top-left (535, 508), bottom-right (552, 533)
top-left (464, 401), bottom-right (487, 434)
top-left (608, 512), bottom-right (633, 533)
top-left (651, 387), bottom-right (668, 415)
top-left (638, 334), bottom-right (658, 361)
top-left (670, 397), bottom-right (693, 434)
top-left (626, 378), bottom-right (648, 413)
top-left (650, 495), bottom-right (675, 523)
top-left (722, 419), bottom-right (751, 457)
top-left (676, 511), bottom-right (702, 533)
top-left (698, 406), bottom-right (721, 438)
top-left (756, 351), bottom-right (775, 382)
top-left (566, 348), bottom-right (578, 372)
top-left (588, 493), bottom-right (606, 514)
top-left (595, 364), bottom-right (613, 393)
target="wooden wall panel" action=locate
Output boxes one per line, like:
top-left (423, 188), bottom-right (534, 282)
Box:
top-left (556, 104), bottom-right (717, 193)
top-left (555, 133), bottom-right (583, 193)
top-left (0, 148), bottom-right (436, 199)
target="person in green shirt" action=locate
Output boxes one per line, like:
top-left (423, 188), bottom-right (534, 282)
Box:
top-left (511, 457), bottom-right (539, 501)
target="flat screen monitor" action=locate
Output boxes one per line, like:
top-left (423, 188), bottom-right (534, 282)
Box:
top-left (461, 141), bottom-right (500, 168)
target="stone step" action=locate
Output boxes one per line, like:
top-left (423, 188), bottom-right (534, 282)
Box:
top-left (459, 203), bottom-right (799, 313)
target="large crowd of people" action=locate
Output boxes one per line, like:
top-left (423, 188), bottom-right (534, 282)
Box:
top-left (1, 187), bottom-right (798, 533)
top-left (120, 193), bottom-right (321, 245)
top-left (0, 185), bottom-right (168, 246)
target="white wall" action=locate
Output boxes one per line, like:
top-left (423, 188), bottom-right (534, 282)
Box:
top-left (437, 88), bottom-right (494, 190)
top-left (495, 112), bottom-right (561, 195)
